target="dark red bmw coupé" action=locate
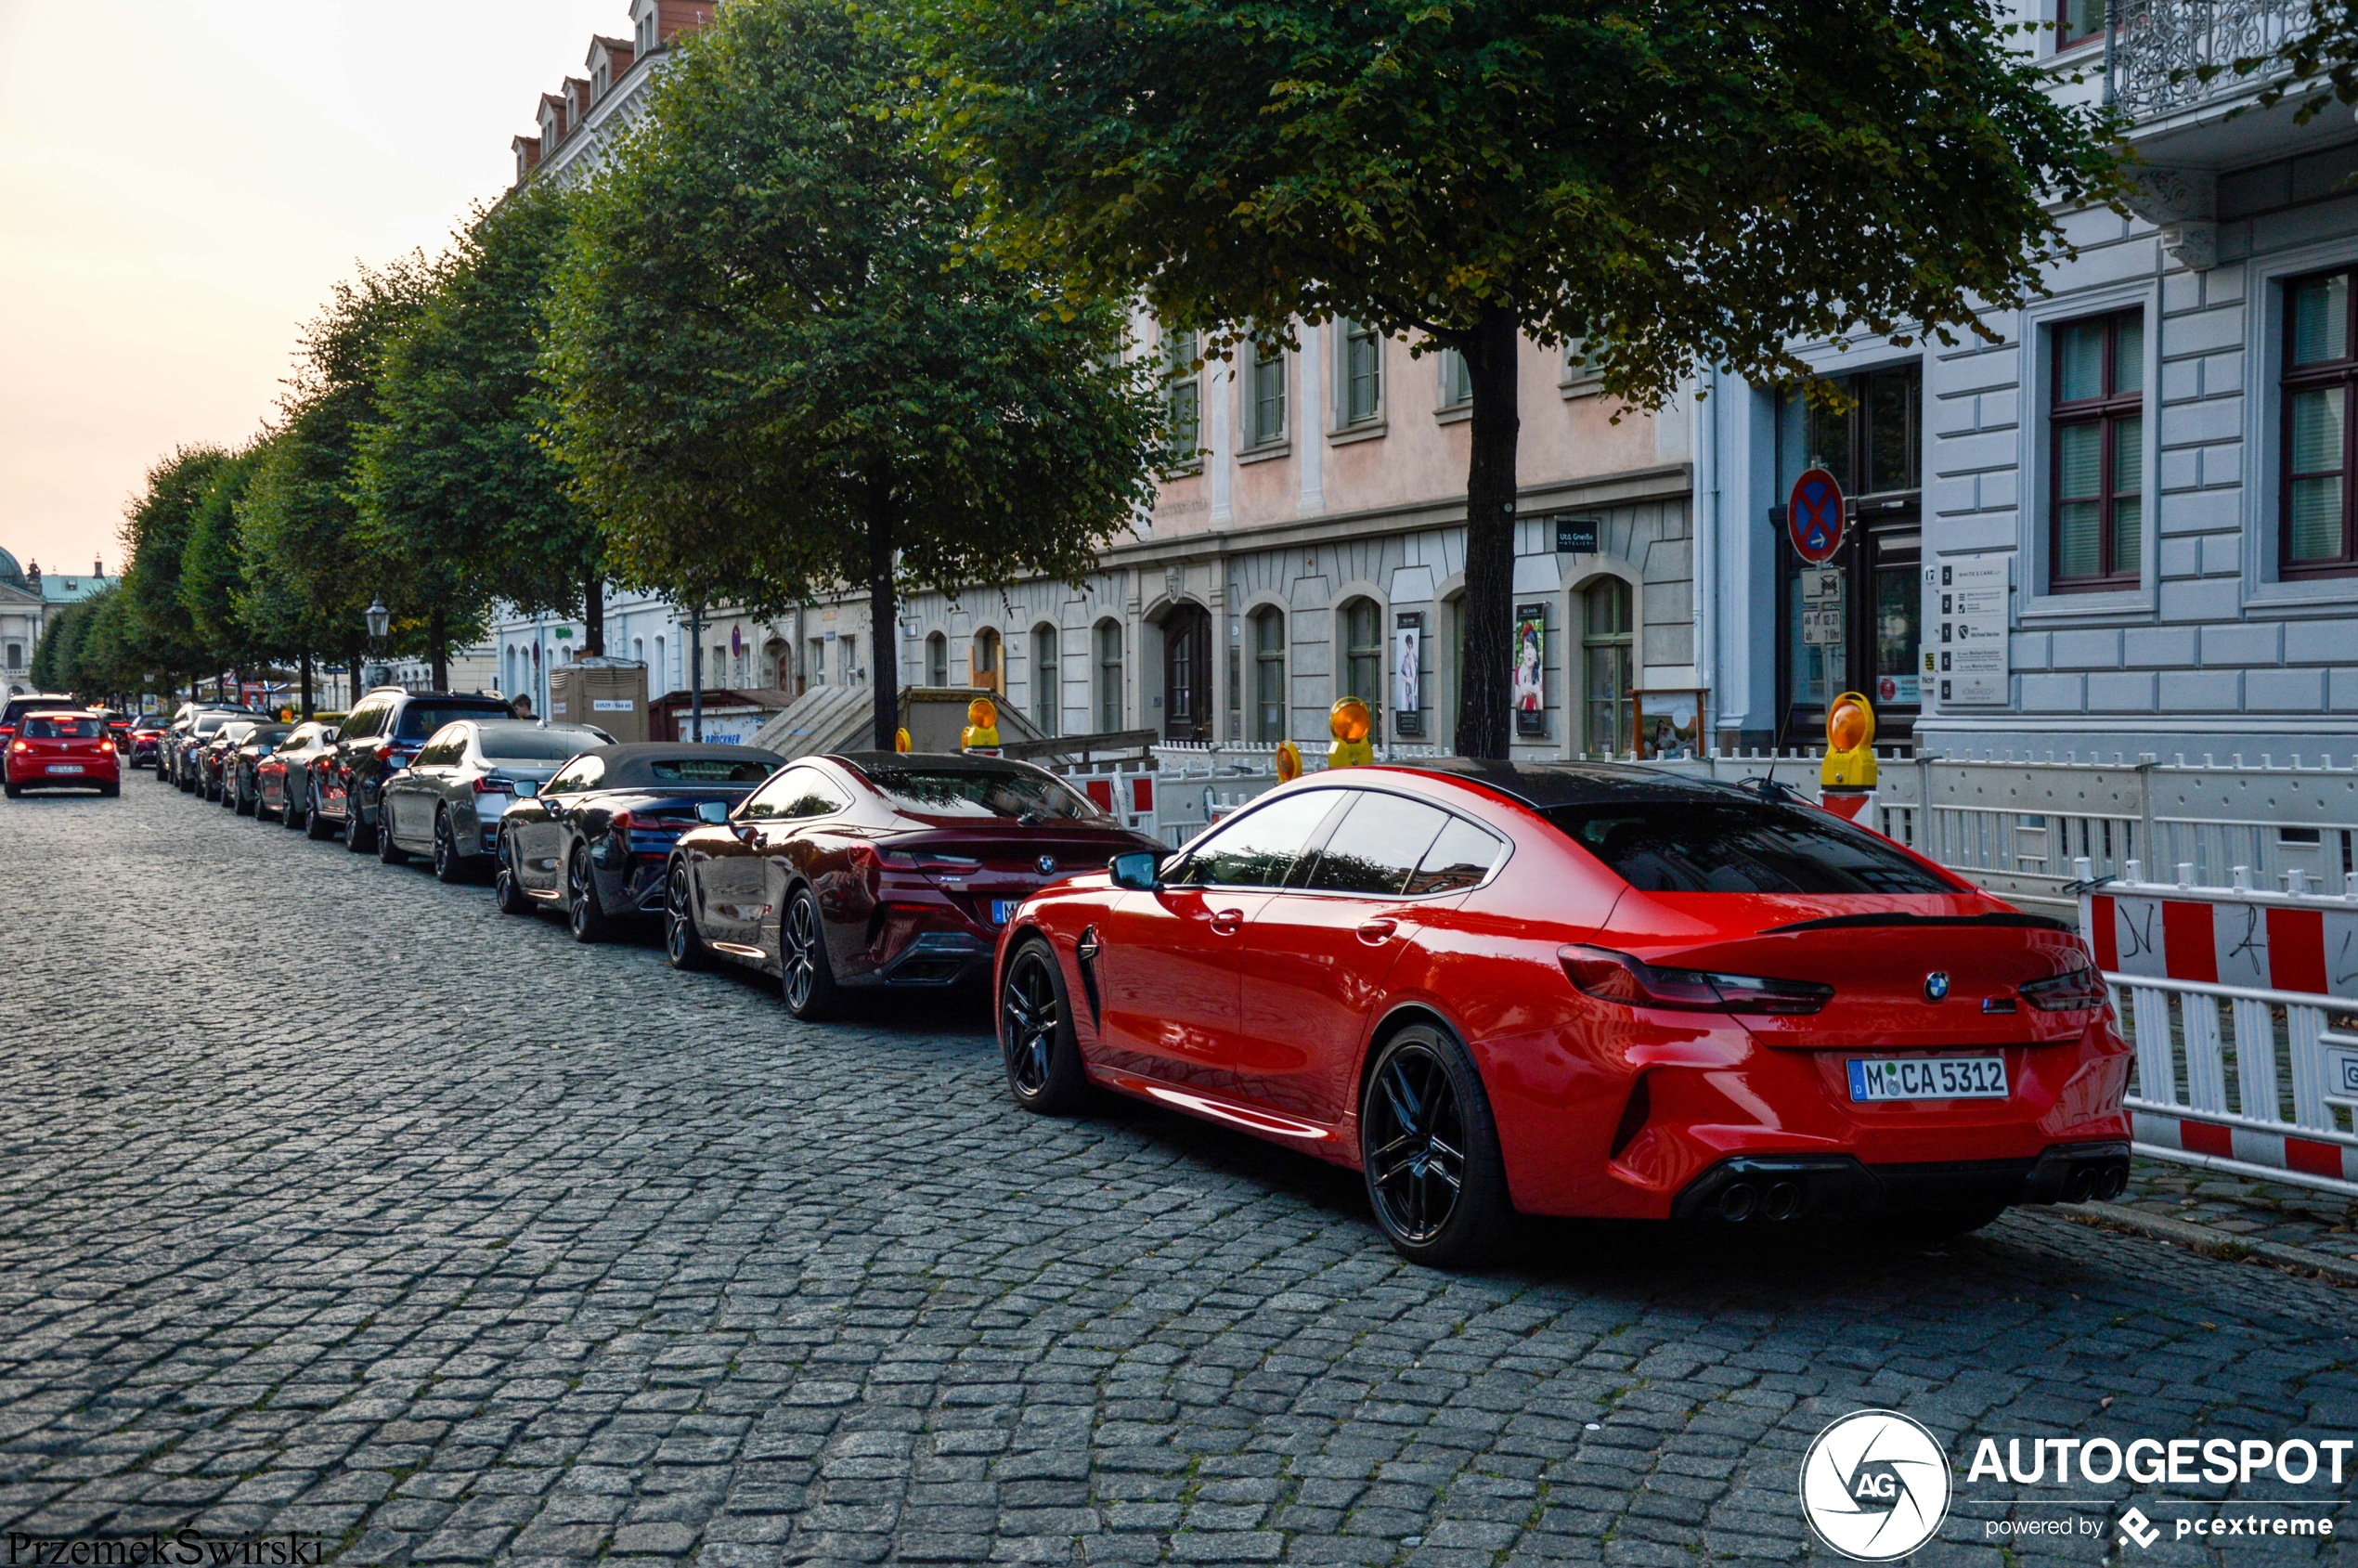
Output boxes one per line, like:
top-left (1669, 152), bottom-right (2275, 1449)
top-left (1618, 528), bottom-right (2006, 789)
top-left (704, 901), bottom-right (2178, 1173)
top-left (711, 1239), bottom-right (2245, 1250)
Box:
top-left (993, 759), bottom-right (2131, 1265)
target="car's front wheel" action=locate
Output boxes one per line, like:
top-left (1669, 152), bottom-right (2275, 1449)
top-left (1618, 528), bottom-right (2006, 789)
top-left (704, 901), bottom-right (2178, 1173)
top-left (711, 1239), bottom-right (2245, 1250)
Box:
top-left (376, 808), bottom-right (408, 864)
top-left (433, 811), bottom-right (471, 883)
top-left (492, 833), bottom-right (533, 915)
top-left (665, 859), bottom-right (715, 971)
top-left (234, 774), bottom-right (255, 814)
top-left (779, 884), bottom-right (847, 1021)
top-left (305, 782), bottom-right (336, 840)
top-left (343, 795), bottom-right (375, 853)
top-left (1359, 1024), bottom-right (1512, 1270)
top-left (998, 937), bottom-right (1086, 1114)
top-left (566, 848), bottom-right (614, 943)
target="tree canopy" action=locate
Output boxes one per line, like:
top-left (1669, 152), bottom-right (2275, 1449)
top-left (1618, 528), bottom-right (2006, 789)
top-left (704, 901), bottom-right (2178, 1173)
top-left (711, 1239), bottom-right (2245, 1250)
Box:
top-left (916, 0), bottom-right (2124, 754)
top-left (547, 0), bottom-right (1165, 746)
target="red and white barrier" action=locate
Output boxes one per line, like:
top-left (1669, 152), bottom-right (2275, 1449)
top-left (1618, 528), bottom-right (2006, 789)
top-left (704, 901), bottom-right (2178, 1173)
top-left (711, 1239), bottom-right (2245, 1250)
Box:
top-left (2080, 877), bottom-right (2358, 1198)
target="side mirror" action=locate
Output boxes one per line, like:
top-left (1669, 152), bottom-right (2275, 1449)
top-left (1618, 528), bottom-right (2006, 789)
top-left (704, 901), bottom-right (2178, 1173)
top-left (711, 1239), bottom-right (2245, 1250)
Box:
top-left (321, 728), bottom-right (339, 741)
top-left (695, 800), bottom-right (731, 825)
top-left (513, 779), bottom-right (539, 798)
top-left (1108, 851), bottom-right (1163, 891)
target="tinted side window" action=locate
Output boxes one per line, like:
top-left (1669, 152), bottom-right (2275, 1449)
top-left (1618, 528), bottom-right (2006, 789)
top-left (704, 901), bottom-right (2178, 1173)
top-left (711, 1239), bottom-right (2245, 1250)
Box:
top-left (1301, 792), bottom-right (1450, 895)
top-left (745, 768), bottom-right (849, 819)
top-left (1406, 816), bottom-right (1507, 895)
top-left (547, 757), bottom-right (605, 795)
top-left (1542, 802), bottom-right (1953, 895)
top-left (343, 705), bottom-right (385, 740)
top-left (1172, 791), bottom-right (1341, 888)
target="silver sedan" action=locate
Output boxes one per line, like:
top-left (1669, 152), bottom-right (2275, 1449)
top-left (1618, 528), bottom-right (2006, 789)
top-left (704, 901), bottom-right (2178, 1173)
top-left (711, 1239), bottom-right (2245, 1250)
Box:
top-left (376, 720), bottom-right (614, 882)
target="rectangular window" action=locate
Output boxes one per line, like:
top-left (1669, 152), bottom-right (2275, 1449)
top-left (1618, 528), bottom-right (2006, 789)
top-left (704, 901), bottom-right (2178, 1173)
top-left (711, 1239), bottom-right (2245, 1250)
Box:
top-left (1341, 322), bottom-right (1381, 426)
top-left (2058, 0), bottom-right (2106, 48)
top-left (1252, 610), bottom-right (1286, 742)
top-left (2050, 309), bottom-right (2144, 590)
top-left (1095, 621), bottom-right (1123, 732)
top-left (2283, 269), bottom-right (2358, 576)
top-left (1438, 348), bottom-right (1472, 409)
top-left (1247, 341), bottom-right (1286, 447)
top-left (1562, 339), bottom-right (1603, 392)
top-left (1161, 330), bottom-right (1201, 468)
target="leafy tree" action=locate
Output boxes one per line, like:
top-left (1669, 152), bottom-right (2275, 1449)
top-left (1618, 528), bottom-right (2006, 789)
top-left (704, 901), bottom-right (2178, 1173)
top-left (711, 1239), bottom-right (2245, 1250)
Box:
top-left (179, 447), bottom-right (271, 683)
top-left (546, 0), bottom-right (1164, 747)
top-left (359, 188), bottom-right (590, 680)
top-left (117, 445), bottom-right (230, 699)
top-left (240, 259), bottom-right (434, 693)
top-left (917, 0), bottom-right (2123, 756)
top-left (28, 600), bottom-right (84, 694)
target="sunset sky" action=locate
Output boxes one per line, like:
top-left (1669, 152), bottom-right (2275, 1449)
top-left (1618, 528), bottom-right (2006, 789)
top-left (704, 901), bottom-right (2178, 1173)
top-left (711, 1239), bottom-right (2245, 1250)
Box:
top-left (0, 0), bottom-right (624, 577)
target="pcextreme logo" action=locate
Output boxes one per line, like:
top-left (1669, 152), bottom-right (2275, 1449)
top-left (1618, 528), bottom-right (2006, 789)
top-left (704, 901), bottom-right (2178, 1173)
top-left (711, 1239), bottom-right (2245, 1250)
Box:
top-left (1799, 1409), bottom-right (1954, 1561)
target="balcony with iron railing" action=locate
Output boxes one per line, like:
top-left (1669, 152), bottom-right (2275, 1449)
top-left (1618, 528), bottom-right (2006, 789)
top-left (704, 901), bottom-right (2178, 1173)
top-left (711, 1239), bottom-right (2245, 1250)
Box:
top-left (2107, 0), bottom-right (2313, 123)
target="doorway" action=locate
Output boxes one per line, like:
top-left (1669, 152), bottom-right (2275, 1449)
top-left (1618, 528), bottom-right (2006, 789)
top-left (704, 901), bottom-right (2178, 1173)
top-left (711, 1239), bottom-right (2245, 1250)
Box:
top-left (1160, 603), bottom-right (1212, 742)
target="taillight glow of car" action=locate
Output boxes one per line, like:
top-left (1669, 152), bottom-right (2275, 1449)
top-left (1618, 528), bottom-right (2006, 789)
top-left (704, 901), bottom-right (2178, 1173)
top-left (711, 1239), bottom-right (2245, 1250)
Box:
top-left (1558, 944), bottom-right (1833, 1016)
top-left (2019, 966), bottom-right (2110, 1012)
top-left (473, 775), bottom-right (515, 795)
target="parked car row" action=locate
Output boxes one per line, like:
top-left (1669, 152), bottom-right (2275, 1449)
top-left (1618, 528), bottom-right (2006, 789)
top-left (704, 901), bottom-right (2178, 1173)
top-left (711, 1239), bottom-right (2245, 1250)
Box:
top-left (142, 685), bottom-right (2136, 1266)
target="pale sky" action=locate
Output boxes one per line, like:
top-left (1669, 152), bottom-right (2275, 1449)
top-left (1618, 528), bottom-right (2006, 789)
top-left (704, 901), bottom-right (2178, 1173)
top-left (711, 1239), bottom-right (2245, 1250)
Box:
top-left (0, 0), bottom-right (626, 577)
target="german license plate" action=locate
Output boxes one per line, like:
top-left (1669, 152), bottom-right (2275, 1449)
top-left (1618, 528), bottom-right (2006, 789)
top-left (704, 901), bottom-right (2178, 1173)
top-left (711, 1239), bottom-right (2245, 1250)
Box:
top-left (991, 899), bottom-right (1019, 925)
top-left (1847, 1056), bottom-right (2008, 1102)
top-left (45, 764), bottom-right (83, 774)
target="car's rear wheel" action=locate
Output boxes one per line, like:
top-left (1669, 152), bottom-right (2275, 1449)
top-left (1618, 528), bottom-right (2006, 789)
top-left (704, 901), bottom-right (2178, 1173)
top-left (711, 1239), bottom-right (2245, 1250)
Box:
top-left (1359, 1024), bottom-right (1512, 1270)
top-left (305, 783), bottom-right (336, 840)
top-left (780, 884), bottom-right (846, 1021)
top-left (235, 773), bottom-right (255, 815)
top-left (566, 849), bottom-right (613, 943)
top-left (4, 782), bottom-right (20, 800)
top-left (998, 938), bottom-right (1086, 1114)
top-left (433, 811), bottom-right (470, 883)
top-left (665, 860), bottom-right (715, 970)
top-left (493, 833), bottom-right (533, 915)
top-left (98, 782), bottom-right (119, 798)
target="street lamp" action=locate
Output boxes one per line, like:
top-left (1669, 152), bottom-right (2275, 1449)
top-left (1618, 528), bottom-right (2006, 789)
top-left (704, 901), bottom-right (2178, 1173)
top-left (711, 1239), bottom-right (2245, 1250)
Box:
top-left (365, 598), bottom-right (390, 641)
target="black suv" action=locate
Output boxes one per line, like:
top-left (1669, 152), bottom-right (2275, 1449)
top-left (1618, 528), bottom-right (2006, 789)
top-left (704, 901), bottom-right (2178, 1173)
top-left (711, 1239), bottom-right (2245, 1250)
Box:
top-left (317, 688), bottom-right (515, 852)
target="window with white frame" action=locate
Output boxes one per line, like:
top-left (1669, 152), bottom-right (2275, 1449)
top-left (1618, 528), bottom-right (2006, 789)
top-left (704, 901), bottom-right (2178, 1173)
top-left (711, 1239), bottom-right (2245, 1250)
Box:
top-left (1438, 347), bottom-right (1472, 409)
top-left (2049, 309), bottom-right (2144, 591)
top-left (1031, 624), bottom-right (1060, 736)
top-left (2283, 267), bottom-right (2358, 577)
top-left (1095, 619), bottom-right (1124, 731)
top-left (1338, 321), bottom-right (1381, 427)
top-left (1250, 607), bottom-right (1286, 742)
top-left (1562, 338), bottom-right (1603, 393)
top-left (1245, 340), bottom-right (1287, 448)
top-left (926, 631), bottom-right (949, 686)
top-left (1161, 330), bottom-right (1201, 469)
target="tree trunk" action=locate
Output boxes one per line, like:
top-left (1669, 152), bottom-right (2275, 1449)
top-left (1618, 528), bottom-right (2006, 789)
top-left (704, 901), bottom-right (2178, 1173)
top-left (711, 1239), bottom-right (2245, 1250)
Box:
top-left (300, 653), bottom-right (314, 719)
top-left (1453, 305), bottom-right (1522, 760)
top-left (867, 460), bottom-right (900, 751)
top-left (429, 607), bottom-right (449, 692)
top-left (584, 576), bottom-right (606, 656)
top-left (348, 639), bottom-right (366, 708)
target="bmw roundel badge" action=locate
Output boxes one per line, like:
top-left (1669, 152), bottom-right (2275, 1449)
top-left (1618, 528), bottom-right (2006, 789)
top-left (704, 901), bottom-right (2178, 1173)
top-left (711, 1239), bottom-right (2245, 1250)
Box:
top-left (1924, 971), bottom-right (1951, 1003)
top-left (1036, 854), bottom-right (1058, 876)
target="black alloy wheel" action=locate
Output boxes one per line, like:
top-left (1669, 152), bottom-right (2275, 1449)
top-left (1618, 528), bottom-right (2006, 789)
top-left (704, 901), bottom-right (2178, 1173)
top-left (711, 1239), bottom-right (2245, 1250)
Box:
top-left (255, 775), bottom-right (278, 823)
top-left (376, 807), bottom-right (408, 864)
top-left (664, 859), bottom-right (714, 970)
top-left (492, 832), bottom-right (533, 915)
top-left (305, 782), bottom-right (336, 840)
top-left (433, 811), bottom-right (468, 884)
top-left (343, 794), bottom-right (374, 853)
top-left (236, 771), bottom-right (256, 815)
top-left (998, 939), bottom-right (1086, 1114)
top-left (1359, 1025), bottom-right (1511, 1269)
top-left (779, 885), bottom-right (846, 1021)
top-left (3, 782), bottom-right (19, 800)
top-left (565, 848), bottom-right (613, 943)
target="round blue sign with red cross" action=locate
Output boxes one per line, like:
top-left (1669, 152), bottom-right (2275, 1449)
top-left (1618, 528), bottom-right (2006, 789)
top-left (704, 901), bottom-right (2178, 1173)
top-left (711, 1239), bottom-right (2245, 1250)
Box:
top-left (1788, 467), bottom-right (1846, 564)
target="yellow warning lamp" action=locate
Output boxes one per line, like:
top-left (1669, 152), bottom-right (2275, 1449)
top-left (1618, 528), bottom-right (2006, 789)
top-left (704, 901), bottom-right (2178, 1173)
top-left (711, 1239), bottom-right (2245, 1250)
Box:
top-left (894, 726), bottom-right (912, 753)
top-left (1820, 692), bottom-right (1877, 789)
top-left (1274, 740), bottom-right (1302, 783)
top-left (960, 695), bottom-right (1001, 752)
top-left (1327, 696), bottom-right (1374, 770)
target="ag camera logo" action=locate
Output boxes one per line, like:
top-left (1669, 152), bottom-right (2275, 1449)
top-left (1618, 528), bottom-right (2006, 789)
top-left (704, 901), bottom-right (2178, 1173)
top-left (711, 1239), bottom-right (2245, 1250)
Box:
top-left (1800, 1409), bottom-right (1952, 1561)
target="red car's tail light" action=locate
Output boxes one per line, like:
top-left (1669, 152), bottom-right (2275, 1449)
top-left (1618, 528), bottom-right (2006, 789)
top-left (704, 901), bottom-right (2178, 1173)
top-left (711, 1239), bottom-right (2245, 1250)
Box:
top-left (2020, 966), bottom-right (2110, 1012)
top-left (1558, 945), bottom-right (1833, 1016)
top-left (473, 774), bottom-right (515, 795)
top-left (98, 740), bottom-right (114, 754)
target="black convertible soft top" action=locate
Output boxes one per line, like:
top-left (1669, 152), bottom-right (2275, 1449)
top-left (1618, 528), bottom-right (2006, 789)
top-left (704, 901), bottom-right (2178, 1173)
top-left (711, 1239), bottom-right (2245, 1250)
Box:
top-left (565, 742), bottom-right (785, 791)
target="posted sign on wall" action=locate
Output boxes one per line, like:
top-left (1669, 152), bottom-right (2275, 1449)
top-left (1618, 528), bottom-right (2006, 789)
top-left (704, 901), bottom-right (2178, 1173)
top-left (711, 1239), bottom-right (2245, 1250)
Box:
top-left (1928, 557), bottom-right (2010, 706)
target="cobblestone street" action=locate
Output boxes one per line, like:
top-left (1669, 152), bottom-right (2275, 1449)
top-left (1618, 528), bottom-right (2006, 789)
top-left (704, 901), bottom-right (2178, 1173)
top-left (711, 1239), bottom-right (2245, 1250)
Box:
top-left (4, 777), bottom-right (2357, 1566)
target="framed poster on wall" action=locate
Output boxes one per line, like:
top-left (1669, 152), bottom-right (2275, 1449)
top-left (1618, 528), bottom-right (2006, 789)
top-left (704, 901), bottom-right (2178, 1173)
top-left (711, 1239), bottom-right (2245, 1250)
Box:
top-left (1512, 603), bottom-right (1547, 738)
top-left (1393, 612), bottom-right (1423, 737)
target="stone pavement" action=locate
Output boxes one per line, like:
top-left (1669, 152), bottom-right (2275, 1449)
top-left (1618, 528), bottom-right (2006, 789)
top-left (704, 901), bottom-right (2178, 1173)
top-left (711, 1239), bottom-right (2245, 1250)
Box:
top-left (3, 776), bottom-right (2357, 1565)
top-left (2108, 1165), bottom-right (2358, 1273)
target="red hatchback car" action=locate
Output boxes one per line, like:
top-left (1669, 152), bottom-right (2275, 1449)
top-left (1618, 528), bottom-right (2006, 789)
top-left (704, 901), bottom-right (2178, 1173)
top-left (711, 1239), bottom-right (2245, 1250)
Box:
top-left (4, 710), bottom-right (123, 798)
top-left (993, 760), bottom-right (2130, 1266)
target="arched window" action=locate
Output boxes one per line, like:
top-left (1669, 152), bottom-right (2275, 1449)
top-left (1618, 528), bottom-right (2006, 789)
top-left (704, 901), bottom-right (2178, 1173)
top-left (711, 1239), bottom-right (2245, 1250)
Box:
top-left (1339, 597), bottom-right (1383, 739)
top-left (1582, 578), bottom-right (1634, 758)
top-left (1160, 604), bottom-right (1211, 742)
top-left (1250, 606), bottom-right (1286, 743)
top-left (654, 635), bottom-right (666, 694)
top-left (1031, 623), bottom-right (1060, 737)
top-left (971, 628), bottom-right (1001, 693)
top-left (926, 631), bottom-right (949, 687)
top-left (1094, 619), bottom-right (1123, 732)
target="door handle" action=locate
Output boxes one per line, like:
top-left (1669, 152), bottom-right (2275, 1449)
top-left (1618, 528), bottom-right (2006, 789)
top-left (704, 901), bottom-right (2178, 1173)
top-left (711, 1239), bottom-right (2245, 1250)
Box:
top-left (1209, 908), bottom-right (1244, 935)
top-left (1356, 918), bottom-right (1398, 943)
